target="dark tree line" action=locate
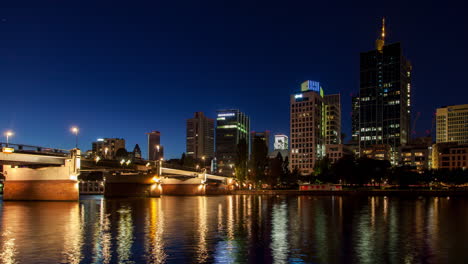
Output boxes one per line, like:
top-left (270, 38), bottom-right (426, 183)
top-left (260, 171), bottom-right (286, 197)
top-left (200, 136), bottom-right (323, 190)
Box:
top-left (310, 155), bottom-right (468, 188)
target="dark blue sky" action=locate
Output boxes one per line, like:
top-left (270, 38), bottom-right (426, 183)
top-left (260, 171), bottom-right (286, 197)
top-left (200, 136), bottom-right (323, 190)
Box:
top-left (1, 1), bottom-right (467, 158)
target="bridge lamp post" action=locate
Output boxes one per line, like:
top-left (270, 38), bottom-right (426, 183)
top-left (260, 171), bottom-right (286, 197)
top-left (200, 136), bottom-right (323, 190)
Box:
top-left (71, 126), bottom-right (79, 148)
top-left (201, 156), bottom-right (206, 171)
top-left (153, 144), bottom-right (160, 160)
top-left (5, 131), bottom-right (13, 147)
top-left (159, 157), bottom-right (163, 175)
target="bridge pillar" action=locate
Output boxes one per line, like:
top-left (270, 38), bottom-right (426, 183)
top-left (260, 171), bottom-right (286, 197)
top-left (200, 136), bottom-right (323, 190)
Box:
top-left (2, 149), bottom-right (80, 201)
top-left (104, 173), bottom-right (161, 198)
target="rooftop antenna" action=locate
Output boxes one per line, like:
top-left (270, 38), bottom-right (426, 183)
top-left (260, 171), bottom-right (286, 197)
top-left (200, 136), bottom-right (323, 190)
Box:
top-left (376, 17), bottom-right (386, 52)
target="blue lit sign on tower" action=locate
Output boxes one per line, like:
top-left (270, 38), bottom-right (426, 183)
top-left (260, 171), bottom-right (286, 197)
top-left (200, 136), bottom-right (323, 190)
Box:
top-left (301, 80), bottom-right (321, 93)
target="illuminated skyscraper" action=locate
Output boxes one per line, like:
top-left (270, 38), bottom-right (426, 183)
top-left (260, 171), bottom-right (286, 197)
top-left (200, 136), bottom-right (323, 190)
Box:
top-left (324, 94), bottom-right (341, 144)
top-left (290, 80), bottom-right (326, 175)
top-left (215, 109), bottom-right (250, 174)
top-left (354, 18), bottom-right (412, 161)
top-left (186, 112), bottom-right (215, 159)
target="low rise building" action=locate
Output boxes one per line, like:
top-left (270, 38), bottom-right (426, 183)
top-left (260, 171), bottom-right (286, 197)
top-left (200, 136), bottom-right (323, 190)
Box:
top-left (432, 142), bottom-right (468, 170)
top-left (92, 138), bottom-right (126, 160)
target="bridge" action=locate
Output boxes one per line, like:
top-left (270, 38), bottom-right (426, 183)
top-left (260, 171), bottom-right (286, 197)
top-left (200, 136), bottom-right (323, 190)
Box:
top-left (0, 143), bottom-right (234, 200)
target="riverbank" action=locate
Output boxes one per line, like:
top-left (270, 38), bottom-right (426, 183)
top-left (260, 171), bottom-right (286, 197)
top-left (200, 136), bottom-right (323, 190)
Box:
top-left (233, 189), bottom-right (468, 196)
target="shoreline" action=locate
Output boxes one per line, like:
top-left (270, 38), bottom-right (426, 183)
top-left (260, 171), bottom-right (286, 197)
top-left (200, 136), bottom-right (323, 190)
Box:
top-left (232, 189), bottom-right (468, 196)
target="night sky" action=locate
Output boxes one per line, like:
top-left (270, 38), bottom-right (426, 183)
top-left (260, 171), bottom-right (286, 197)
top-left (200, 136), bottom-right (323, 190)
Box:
top-left (1, 1), bottom-right (467, 158)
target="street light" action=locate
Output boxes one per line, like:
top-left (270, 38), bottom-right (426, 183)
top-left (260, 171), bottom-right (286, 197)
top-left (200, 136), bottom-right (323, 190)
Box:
top-left (4, 131), bottom-right (13, 147)
top-left (202, 156), bottom-right (206, 171)
top-left (71, 126), bottom-right (79, 148)
top-left (153, 144), bottom-right (160, 160)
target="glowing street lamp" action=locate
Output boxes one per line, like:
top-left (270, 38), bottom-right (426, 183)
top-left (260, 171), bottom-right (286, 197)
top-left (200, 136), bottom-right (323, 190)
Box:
top-left (95, 156), bottom-right (101, 163)
top-left (120, 159), bottom-right (125, 165)
top-left (4, 131), bottom-right (13, 147)
top-left (71, 126), bottom-right (79, 148)
top-left (202, 156), bottom-right (206, 171)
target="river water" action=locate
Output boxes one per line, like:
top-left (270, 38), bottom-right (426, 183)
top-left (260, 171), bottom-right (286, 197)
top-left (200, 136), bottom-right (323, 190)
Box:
top-left (0, 195), bottom-right (467, 264)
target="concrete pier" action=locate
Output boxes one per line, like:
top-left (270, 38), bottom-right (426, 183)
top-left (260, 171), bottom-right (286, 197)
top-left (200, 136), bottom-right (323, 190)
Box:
top-left (3, 162), bottom-right (79, 201)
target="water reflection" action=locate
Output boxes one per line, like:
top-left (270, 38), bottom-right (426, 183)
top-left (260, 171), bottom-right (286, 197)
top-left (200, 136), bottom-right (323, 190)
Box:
top-left (0, 195), bottom-right (467, 263)
top-left (271, 200), bottom-right (288, 264)
top-left (145, 198), bottom-right (166, 264)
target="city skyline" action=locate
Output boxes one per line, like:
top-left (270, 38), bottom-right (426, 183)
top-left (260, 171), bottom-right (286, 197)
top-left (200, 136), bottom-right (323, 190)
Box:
top-left (1, 1), bottom-right (467, 159)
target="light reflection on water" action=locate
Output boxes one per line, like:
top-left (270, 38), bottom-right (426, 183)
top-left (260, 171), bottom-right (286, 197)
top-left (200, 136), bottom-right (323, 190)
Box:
top-left (0, 195), bottom-right (468, 263)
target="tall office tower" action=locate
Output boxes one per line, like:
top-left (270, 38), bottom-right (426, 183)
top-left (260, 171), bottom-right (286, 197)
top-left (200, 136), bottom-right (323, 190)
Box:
top-left (324, 94), bottom-right (341, 144)
top-left (436, 104), bottom-right (468, 144)
top-left (274, 134), bottom-right (289, 150)
top-left (250, 131), bottom-right (270, 154)
top-left (215, 109), bottom-right (250, 174)
top-left (146, 131), bottom-right (164, 160)
top-left (186, 112), bottom-right (215, 159)
top-left (351, 95), bottom-right (360, 142)
top-left (290, 80), bottom-right (326, 175)
top-left (357, 18), bottom-right (412, 161)
top-left (92, 138), bottom-right (126, 160)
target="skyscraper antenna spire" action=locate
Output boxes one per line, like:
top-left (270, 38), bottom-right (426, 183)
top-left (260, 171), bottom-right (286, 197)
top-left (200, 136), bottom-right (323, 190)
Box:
top-left (376, 17), bottom-right (386, 52)
top-left (381, 17), bottom-right (386, 42)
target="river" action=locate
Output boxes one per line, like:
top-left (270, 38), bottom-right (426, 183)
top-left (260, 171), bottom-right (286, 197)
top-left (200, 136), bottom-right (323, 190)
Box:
top-left (0, 195), bottom-right (467, 263)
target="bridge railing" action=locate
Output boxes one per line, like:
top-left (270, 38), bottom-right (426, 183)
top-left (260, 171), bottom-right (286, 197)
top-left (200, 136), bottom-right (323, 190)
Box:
top-left (0, 143), bottom-right (70, 157)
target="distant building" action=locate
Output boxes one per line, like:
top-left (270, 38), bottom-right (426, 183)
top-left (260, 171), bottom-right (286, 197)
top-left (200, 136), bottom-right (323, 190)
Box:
top-left (399, 137), bottom-right (432, 172)
top-left (215, 109), bottom-right (250, 175)
top-left (132, 144), bottom-right (142, 159)
top-left (290, 80), bottom-right (326, 175)
top-left (351, 95), bottom-right (360, 143)
top-left (432, 142), bottom-right (468, 170)
top-left (146, 131), bottom-right (164, 160)
top-left (92, 138), bottom-right (126, 160)
top-left (436, 104), bottom-right (468, 144)
top-left (325, 144), bottom-right (353, 164)
top-left (250, 131), bottom-right (270, 155)
top-left (186, 112), bottom-right (215, 159)
top-left (269, 134), bottom-right (289, 159)
top-left (361, 144), bottom-right (392, 161)
top-left (324, 94), bottom-right (341, 144)
top-left (353, 18), bottom-right (412, 163)
top-left (273, 134), bottom-right (289, 151)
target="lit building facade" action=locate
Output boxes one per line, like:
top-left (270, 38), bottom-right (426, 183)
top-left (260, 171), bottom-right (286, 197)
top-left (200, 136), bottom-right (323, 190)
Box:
top-left (354, 19), bottom-right (412, 163)
top-left (92, 138), bottom-right (125, 160)
top-left (146, 131), bottom-right (164, 161)
top-left (324, 94), bottom-right (341, 144)
top-left (215, 109), bottom-right (250, 175)
top-left (399, 137), bottom-right (432, 172)
top-left (273, 134), bottom-right (289, 150)
top-left (186, 112), bottom-right (215, 159)
top-left (432, 142), bottom-right (468, 170)
top-left (290, 80), bottom-right (326, 175)
top-left (436, 104), bottom-right (468, 144)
